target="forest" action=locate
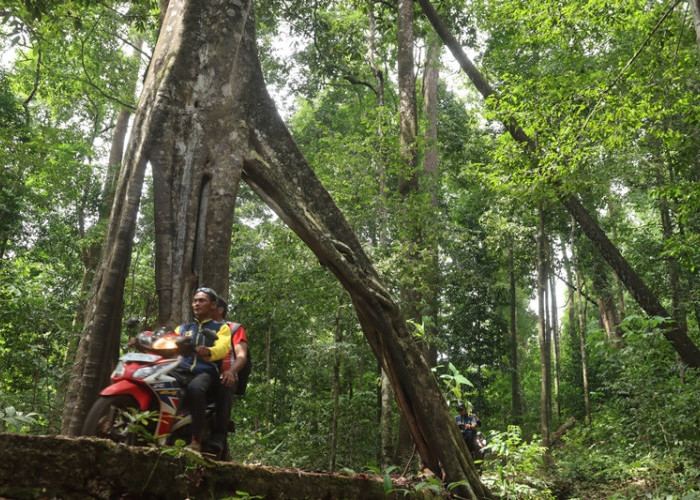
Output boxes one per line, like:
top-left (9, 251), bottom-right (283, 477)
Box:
top-left (1, 0), bottom-right (700, 498)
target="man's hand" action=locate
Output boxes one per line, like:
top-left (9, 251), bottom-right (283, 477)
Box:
top-left (220, 370), bottom-right (238, 388)
top-left (196, 346), bottom-right (211, 358)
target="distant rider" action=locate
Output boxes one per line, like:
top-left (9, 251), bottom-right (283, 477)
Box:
top-left (455, 401), bottom-right (481, 460)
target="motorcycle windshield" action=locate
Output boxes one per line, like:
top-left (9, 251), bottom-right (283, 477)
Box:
top-left (121, 352), bottom-right (161, 363)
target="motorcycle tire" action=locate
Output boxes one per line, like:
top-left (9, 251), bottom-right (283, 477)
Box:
top-left (81, 394), bottom-right (145, 445)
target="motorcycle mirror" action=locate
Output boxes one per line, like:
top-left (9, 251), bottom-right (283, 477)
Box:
top-left (125, 317), bottom-right (140, 329)
top-left (153, 326), bottom-right (170, 338)
top-left (175, 336), bottom-right (195, 356)
top-left (200, 328), bottom-right (218, 341)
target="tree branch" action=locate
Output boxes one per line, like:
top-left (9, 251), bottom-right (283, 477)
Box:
top-left (23, 48), bottom-right (41, 108)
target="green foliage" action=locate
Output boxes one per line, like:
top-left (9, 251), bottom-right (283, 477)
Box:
top-left (486, 426), bottom-right (547, 473)
top-left (0, 405), bottom-right (39, 433)
top-left (435, 362), bottom-right (474, 405)
top-left (480, 426), bottom-right (552, 499)
top-left (552, 315), bottom-right (700, 497)
top-left (122, 409), bottom-right (160, 444)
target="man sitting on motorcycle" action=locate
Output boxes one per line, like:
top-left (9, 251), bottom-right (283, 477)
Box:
top-left (208, 295), bottom-right (249, 458)
top-left (173, 287), bottom-right (231, 452)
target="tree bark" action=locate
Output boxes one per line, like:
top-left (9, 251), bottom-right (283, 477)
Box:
top-left (420, 35), bottom-right (442, 369)
top-left (536, 203), bottom-right (551, 449)
top-left (691, 0), bottom-right (700, 51)
top-left (548, 244), bottom-right (561, 420)
top-left (591, 257), bottom-right (623, 346)
top-left (147, 0), bottom-right (252, 326)
top-left (508, 246), bottom-right (524, 424)
top-left (397, 0), bottom-right (419, 198)
top-left (550, 416), bottom-right (576, 445)
top-left (380, 368), bottom-right (395, 469)
top-left (392, 0), bottom-right (427, 470)
top-left (329, 301), bottom-right (342, 472)
top-left (416, 0), bottom-right (700, 368)
top-left (571, 220), bottom-right (592, 425)
top-left (607, 199), bottom-right (626, 318)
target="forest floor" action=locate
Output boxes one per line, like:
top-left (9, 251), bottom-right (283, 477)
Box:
top-left (480, 472), bottom-right (671, 499)
top-left (481, 468), bottom-right (686, 499)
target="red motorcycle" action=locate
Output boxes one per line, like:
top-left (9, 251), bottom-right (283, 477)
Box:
top-left (81, 324), bottom-right (219, 451)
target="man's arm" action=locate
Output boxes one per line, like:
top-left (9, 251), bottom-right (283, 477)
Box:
top-left (220, 341), bottom-right (248, 387)
top-left (199, 323), bottom-right (232, 361)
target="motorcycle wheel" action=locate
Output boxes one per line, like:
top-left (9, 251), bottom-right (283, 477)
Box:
top-left (81, 394), bottom-right (144, 445)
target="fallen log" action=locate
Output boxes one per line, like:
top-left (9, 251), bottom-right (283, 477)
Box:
top-left (550, 416), bottom-right (576, 445)
top-left (0, 433), bottom-right (434, 499)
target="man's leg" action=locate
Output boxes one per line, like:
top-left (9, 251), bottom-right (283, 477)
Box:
top-left (209, 384), bottom-right (234, 456)
top-left (186, 372), bottom-right (213, 451)
top-left (466, 433), bottom-right (478, 460)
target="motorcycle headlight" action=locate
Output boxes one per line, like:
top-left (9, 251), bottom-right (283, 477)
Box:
top-left (133, 365), bottom-right (158, 379)
top-left (111, 362), bottom-right (126, 378)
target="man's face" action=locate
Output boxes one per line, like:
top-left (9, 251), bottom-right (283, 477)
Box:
top-left (459, 408), bottom-right (467, 416)
top-left (212, 305), bottom-right (224, 322)
top-left (192, 291), bottom-right (216, 320)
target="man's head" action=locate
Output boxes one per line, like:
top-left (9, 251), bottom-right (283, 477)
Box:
top-left (213, 296), bottom-right (228, 321)
top-left (457, 401), bottom-right (467, 414)
top-left (192, 287), bottom-right (218, 321)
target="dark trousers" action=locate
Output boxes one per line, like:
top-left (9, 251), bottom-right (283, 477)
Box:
top-left (211, 384), bottom-right (235, 450)
top-left (464, 433), bottom-right (478, 459)
top-left (174, 370), bottom-right (215, 439)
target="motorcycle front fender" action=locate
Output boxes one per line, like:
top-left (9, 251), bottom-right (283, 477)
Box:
top-left (100, 380), bottom-right (152, 410)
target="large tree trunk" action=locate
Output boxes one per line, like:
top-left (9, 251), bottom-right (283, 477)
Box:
top-left (148, 0), bottom-right (251, 326)
top-left (364, 3), bottom-right (396, 469)
top-left (421, 35), bottom-right (442, 367)
top-left (416, 0), bottom-right (700, 368)
top-left (60, 92), bottom-right (150, 437)
top-left (392, 0), bottom-right (425, 469)
top-left (63, 0), bottom-right (490, 496)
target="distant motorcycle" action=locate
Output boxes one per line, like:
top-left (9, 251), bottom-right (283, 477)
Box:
top-left (81, 324), bottom-right (219, 452)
